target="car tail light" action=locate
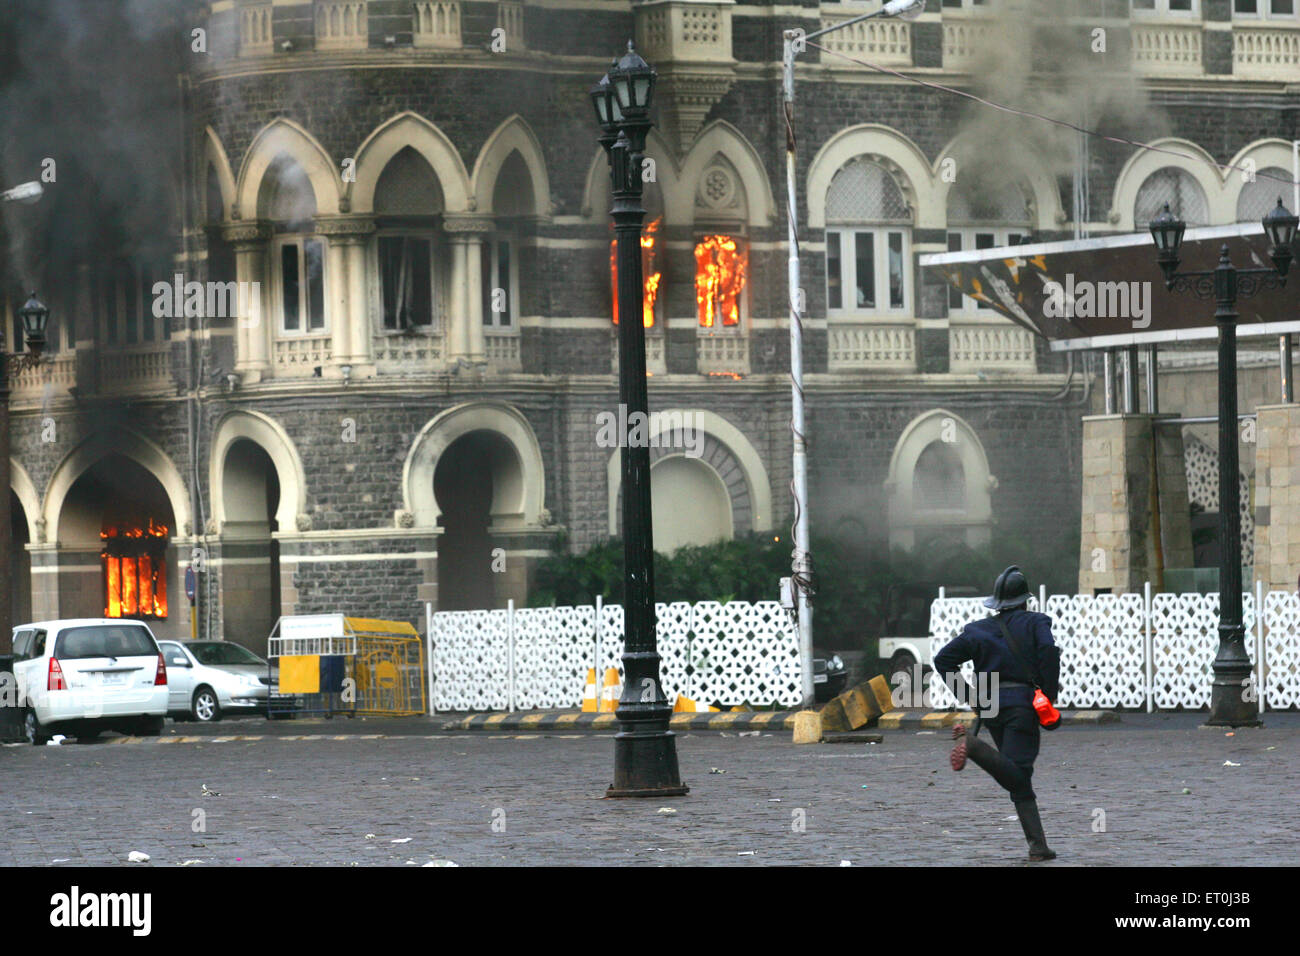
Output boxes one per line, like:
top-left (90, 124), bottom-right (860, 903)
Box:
top-left (154, 653), bottom-right (167, 686)
top-left (48, 657), bottom-right (67, 692)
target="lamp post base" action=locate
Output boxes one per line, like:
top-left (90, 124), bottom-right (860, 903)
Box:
top-left (1204, 651), bottom-right (1262, 727)
top-left (607, 728), bottom-right (689, 798)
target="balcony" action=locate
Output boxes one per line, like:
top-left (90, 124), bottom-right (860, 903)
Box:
top-left (697, 331), bottom-right (748, 376)
top-left (828, 322), bottom-right (915, 372)
top-left (413, 1), bottom-right (461, 49)
top-left (1131, 21), bottom-right (1202, 76)
top-left (374, 331), bottom-right (444, 372)
top-left (315, 1), bottom-right (368, 52)
top-left (612, 331), bottom-right (667, 377)
top-left (819, 7), bottom-right (912, 68)
top-left (11, 353), bottom-right (77, 404)
top-left (496, 1), bottom-right (525, 52)
top-left (485, 332), bottom-right (521, 372)
top-left (97, 345), bottom-right (174, 394)
top-left (634, 1), bottom-right (736, 153)
top-left (274, 335), bottom-right (333, 376)
top-left (948, 322), bottom-right (1036, 373)
top-left (942, 16), bottom-right (995, 72)
top-left (1233, 23), bottom-right (1300, 80)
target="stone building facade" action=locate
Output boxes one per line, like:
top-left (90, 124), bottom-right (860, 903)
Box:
top-left (6, 0), bottom-right (1300, 651)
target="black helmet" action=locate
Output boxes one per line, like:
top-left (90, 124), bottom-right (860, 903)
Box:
top-left (984, 565), bottom-right (1030, 610)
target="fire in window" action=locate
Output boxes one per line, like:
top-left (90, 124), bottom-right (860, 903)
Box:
top-left (102, 519), bottom-right (169, 620)
top-left (610, 216), bottom-right (661, 328)
top-left (694, 235), bottom-right (747, 328)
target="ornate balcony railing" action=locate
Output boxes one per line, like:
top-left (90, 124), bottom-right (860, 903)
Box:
top-left (97, 346), bottom-right (174, 392)
top-left (819, 10), bottom-right (912, 67)
top-left (11, 353), bottom-right (77, 401)
top-left (413, 1), bottom-right (461, 48)
top-left (612, 331), bottom-right (667, 377)
top-left (315, 0), bottom-right (368, 51)
top-left (942, 17), bottom-right (997, 71)
top-left (1131, 22), bottom-right (1202, 76)
top-left (697, 331), bottom-right (749, 376)
top-left (239, 1), bottom-right (273, 56)
top-left (485, 332), bottom-right (521, 370)
top-left (496, 1), bottom-right (525, 52)
top-left (374, 332), bottom-right (444, 370)
top-left (274, 335), bottom-right (333, 375)
top-left (948, 322), bottom-right (1036, 372)
top-left (637, 0), bottom-right (733, 63)
top-left (1233, 24), bottom-right (1300, 79)
top-left (828, 323), bottom-right (915, 371)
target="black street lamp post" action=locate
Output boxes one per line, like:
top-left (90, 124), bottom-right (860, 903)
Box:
top-left (590, 43), bottom-right (687, 797)
top-left (1148, 199), bottom-right (1298, 726)
top-left (0, 293), bottom-right (50, 648)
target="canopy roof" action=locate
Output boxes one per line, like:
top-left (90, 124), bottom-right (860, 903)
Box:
top-left (920, 223), bottom-right (1300, 352)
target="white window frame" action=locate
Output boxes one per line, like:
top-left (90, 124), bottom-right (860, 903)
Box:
top-left (945, 228), bottom-right (1031, 315)
top-left (274, 235), bottom-right (329, 336)
top-left (374, 230), bottom-right (443, 334)
top-left (482, 233), bottom-right (519, 331)
top-left (824, 226), bottom-right (911, 318)
top-left (1231, 0), bottom-right (1297, 18)
top-left (1130, 0), bottom-right (1199, 16)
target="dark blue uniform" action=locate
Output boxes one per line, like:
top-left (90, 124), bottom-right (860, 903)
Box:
top-left (934, 607), bottom-right (1060, 803)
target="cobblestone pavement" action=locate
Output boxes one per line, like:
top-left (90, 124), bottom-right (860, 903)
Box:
top-left (2, 714), bottom-right (1296, 866)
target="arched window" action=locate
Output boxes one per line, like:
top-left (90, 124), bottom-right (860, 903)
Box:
top-left (945, 177), bottom-right (1031, 313)
top-left (374, 146), bottom-right (445, 332)
top-left (913, 440), bottom-right (967, 511)
top-left (886, 410), bottom-right (994, 550)
top-left (825, 159), bottom-right (911, 315)
top-left (260, 155), bottom-right (326, 336)
top-left (1135, 168), bottom-right (1209, 227)
top-left (485, 150), bottom-right (533, 331)
top-left (1236, 167), bottom-right (1292, 222)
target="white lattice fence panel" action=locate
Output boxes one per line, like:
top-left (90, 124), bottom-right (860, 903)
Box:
top-left (1151, 592), bottom-right (1256, 710)
top-left (598, 602), bottom-right (626, 680)
top-left (689, 601), bottom-right (801, 707)
top-left (927, 597), bottom-right (1042, 709)
top-left (1048, 593), bottom-right (1146, 709)
top-left (1263, 591), bottom-right (1300, 709)
top-left (512, 606), bottom-right (594, 709)
top-left (657, 602), bottom-right (694, 703)
top-left (430, 610), bottom-right (509, 711)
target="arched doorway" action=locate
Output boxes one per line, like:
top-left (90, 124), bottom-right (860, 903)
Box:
top-left (434, 431), bottom-right (520, 610)
top-left (58, 454), bottom-right (180, 638)
top-left (651, 456), bottom-right (734, 554)
top-left (9, 491), bottom-right (31, 626)
top-left (219, 439), bottom-right (281, 654)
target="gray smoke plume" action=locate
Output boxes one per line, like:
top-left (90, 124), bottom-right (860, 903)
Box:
top-left (0, 0), bottom-right (188, 303)
top-left (949, 0), bottom-right (1163, 223)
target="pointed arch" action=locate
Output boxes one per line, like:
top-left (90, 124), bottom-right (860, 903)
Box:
top-left (885, 409), bottom-right (995, 550)
top-left (807, 124), bottom-right (935, 229)
top-left (1110, 138), bottom-right (1228, 230)
top-left (472, 115), bottom-right (551, 218)
top-left (201, 126), bottom-right (238, 224)
top-left (43, 430), bottom-right (191, 544)
top-left (351, 111), bottom-right (471, 214)
top-left (235, 118), bottom-right (342, 219)
top-left (1226, 138), bottom-right (1297, 222)
top-left (403, 402), bottom-right (546, 530)
top-left (679, 120), bottom-right (777, 227)
top-left (582, 126), bottom-right (680, 223)
top-left (209, 409), bottom-right (308, 533)
top-left (10, 458), bottom-right (40, 542)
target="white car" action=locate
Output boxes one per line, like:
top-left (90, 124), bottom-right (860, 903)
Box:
top-left (11, 619), bottom-right (169, 744)
top-left (157, 640), bottom-right (271, 722)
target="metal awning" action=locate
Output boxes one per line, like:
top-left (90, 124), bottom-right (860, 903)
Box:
top-left (919, 223), bottom-right (1300, 352)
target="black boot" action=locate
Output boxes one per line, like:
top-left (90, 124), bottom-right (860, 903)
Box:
top-left (1014, 799), bottom-right (1056, 862)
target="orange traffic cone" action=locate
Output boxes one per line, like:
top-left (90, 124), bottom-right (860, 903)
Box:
top-left (599, 667), bottom-right (621, 712)
top-left (580, 668), bottom-right (599, 713)
top-left (673, 695), bottom-right (720, 713)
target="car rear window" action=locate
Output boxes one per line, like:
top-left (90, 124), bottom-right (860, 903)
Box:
top-left (54, 625), bottom-right (157, 660)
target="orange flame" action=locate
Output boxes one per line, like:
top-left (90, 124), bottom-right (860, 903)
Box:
top-left (611, 216), bottom-right (661, 328)
top-left (694, 235), bottom-right (747, 328)
top-left (101, 518), bottom-right (170, 618)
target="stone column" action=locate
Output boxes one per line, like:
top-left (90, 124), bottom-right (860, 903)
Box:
top-left (315, 217), bottom-right (375, 375)
top-left (223, 222), bottom-right (271, 384)
top-left (1078, 413), bottom-right (1193, 594)
top-left (444, 216), bottom-right (493, 363)
top-left (1253, 403), bottom-right (1300, 591)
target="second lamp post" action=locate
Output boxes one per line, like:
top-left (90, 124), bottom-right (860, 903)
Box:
top-left (591, 42), bottom-right (687, 797)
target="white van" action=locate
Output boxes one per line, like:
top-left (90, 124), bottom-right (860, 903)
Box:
top-left (11, 619), bottom-right (169, 744)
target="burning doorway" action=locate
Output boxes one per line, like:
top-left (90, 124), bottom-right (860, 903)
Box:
top-left (57, 453), bottom-right (179, 638)
top-left (218, 438), bottom-right (281, 655)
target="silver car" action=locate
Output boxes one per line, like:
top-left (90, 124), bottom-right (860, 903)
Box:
top-left (157, 640), bottom-right (270, 722)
